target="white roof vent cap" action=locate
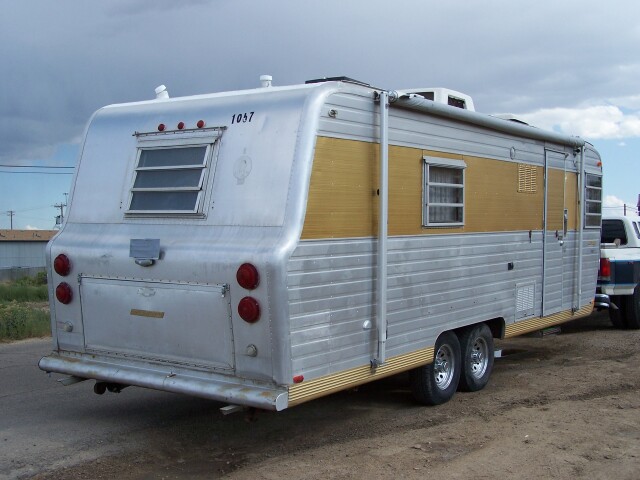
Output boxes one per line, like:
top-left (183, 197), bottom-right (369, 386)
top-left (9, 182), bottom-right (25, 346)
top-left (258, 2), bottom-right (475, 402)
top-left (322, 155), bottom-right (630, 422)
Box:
top-left (260, 75), bottom-right (273, 88)
top-left (155, 85), bottom-right (169, 100)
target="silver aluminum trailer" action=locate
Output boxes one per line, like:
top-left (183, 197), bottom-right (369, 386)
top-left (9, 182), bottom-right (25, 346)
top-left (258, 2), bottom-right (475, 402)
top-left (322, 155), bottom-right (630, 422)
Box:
top-left (40, 77), bottom-right (603, 410)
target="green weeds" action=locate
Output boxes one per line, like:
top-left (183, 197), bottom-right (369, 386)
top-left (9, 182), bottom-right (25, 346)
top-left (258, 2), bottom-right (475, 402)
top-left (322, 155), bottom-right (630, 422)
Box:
top-left (0, 303), bottom-right (51, 341)
top-left (0, 274), bottom-right (50, 341)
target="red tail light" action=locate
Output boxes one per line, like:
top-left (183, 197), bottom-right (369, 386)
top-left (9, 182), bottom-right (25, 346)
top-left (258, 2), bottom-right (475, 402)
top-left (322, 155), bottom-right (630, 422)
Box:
top-left (56, 282), bottom-right (73, 304)
top-left (238, 297), bottom-right (260, 323)
top-left (236, 263), bottom-right (259, 290)
top-left (599, 258), bottom-right (611, 280)
top-left (197, 120), bottom-right (205, 128)
top-left (53, 254), bottom-right (71, 276)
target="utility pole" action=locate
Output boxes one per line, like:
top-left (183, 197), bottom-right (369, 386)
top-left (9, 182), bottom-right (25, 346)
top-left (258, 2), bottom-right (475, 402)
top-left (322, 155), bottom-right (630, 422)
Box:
top-left (54, 193), bottom-right (68, 227)
top-left (7, 210), bottom-right (14, 229)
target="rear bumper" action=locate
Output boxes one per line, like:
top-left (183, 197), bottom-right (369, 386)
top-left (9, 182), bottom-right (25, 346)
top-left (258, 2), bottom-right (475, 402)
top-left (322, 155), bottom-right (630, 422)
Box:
top-left (39, 352), bottom-right (288, 411)
top-left (598, 284), bottom-right (636, 296)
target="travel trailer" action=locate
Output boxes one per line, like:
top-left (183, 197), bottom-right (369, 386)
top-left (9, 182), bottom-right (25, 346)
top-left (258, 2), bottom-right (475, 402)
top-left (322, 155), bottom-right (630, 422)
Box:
top-left (40, 76), bottom-right (603, 411)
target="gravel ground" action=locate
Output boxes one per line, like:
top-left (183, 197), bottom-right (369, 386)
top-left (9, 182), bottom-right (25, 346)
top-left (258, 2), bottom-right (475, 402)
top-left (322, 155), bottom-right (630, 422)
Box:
top-left (22, 311), bottom-right (640, 479)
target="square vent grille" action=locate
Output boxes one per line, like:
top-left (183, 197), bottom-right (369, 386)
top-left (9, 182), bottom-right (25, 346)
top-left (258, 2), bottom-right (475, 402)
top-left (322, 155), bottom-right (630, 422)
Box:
top-left (518, 164), bottom-right (537, 193)
top-left (516, 282), bottom-right (535, 318)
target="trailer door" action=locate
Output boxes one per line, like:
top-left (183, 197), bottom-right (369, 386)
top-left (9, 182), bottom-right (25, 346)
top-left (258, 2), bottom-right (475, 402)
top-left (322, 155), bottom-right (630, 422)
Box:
top-left (542, 149), bottom-right (571, 316)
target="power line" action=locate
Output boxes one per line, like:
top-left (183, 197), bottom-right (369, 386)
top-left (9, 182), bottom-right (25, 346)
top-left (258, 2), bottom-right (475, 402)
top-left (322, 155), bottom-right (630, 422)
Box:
top-left (0, 164), bottom-right (74, 169)
top-left (0, 170), bottom-right (73, 175)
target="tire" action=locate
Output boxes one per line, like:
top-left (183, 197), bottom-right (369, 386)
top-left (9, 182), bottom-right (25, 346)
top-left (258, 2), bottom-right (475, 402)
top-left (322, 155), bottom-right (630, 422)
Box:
top-left (457, 323), bottom-right (495, 392)
top-left (609, 295), bottom-right (628, 329)
top-left (410, 331), bottom-right (461, 405)
top-left (622, 286), bottom-right (640, 330)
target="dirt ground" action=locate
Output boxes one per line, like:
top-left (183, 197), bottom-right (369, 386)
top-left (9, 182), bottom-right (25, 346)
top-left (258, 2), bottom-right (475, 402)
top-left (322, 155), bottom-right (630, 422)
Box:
top-left (31, 311), bottom-right (640, 480)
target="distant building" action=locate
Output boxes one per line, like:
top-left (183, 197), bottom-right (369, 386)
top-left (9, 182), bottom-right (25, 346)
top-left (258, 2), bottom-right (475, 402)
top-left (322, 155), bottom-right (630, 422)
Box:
top-left (0, 230), bottom-right (57, 280)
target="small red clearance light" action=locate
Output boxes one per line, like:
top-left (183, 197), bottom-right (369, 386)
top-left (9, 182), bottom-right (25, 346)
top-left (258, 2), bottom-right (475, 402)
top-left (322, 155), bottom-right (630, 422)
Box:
top-left (158, 123), bottom-right (166, 132)
top-left (177, 121), bottom-right (185, 130)
top-left (236, 263), bottom-right (260, 290)
top-left (293, 375), bottom-right (304, 384)
top-left (196, 119), bottom-right (205, 128)
top-left (56, 282), bottom-right (73, 304)
top-left (53, 254), bottom-right (71, 276)
top-left (238, 297), bottom-right (260, 323)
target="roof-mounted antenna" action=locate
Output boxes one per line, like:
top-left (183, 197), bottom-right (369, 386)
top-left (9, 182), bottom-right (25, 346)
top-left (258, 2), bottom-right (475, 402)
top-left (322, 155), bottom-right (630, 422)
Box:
top-left (154, 85), bottom-right (169, 100)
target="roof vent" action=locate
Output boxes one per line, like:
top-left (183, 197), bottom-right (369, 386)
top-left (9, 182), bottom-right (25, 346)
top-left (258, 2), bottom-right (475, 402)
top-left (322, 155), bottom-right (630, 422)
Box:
top-left (154, 85), bottom-right (169, 100)
top-left (260, 75), bottom-right (273, 88)
top-left (399, 87), bottom-right (475, 111)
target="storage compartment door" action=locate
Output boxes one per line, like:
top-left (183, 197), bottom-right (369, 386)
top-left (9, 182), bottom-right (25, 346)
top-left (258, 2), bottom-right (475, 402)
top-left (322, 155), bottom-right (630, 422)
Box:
top-left (80, 277), bottom-right (234, 370)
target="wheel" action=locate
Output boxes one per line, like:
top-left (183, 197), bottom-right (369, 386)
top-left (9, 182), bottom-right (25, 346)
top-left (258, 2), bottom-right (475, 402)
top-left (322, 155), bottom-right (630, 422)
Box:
top-left (457, 323), bottom-right (495, 392)
top-left (609, 295), bottom-right (628, 329)
top-left (622, 286), bottom-right (640, 330)
top-left (410, 331), bottom-right (461, 405)
top-left (93, 382), bottom-right (106, 395)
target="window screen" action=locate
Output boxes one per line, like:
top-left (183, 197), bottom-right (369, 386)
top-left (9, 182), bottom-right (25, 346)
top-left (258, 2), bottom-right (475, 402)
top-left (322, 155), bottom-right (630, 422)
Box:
top-left (584, 174), bottom-right (602, 228)
top-left (129, 146), bottom-right (209, 213)
top-left (423, 158), bottom-right (466, 226)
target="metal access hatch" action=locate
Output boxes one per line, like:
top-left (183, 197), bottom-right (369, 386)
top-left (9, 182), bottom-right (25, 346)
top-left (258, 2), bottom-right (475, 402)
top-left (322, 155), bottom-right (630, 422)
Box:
top-left (80, 277), bottom-right (233, 370)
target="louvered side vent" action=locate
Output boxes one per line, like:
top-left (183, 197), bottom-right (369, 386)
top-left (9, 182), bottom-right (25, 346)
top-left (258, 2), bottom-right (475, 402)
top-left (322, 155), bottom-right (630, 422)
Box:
top-left (518, 164), bottom-right (537, 193)
top-left (516, 282), bottom-right (535, 319)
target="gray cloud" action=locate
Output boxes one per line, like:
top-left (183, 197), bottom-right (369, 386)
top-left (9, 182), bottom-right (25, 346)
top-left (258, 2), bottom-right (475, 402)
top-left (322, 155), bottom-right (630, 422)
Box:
top-left (1, 0), bottom-right (639, 165)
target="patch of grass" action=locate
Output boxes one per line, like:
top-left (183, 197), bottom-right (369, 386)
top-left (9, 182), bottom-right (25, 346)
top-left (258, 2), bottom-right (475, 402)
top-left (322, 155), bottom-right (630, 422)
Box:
top-left (0, 302), bottom-right (51, 341)
top-left (13, 271), bottom-right (48, 286)
top-left (0, 284), bottom-right (48, 302)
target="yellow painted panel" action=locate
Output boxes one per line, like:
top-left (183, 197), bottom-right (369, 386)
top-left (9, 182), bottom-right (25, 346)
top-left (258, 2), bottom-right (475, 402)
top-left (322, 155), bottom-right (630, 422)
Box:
top-left (301, 137), bottom-right (378, 239)
top-left (546, 169), bottom-right (565, 231)
top-left (546, 169), bottom-right (579, 231)
top-left (302, 137), bottom-right (581, 239)
top-left (462, 155), bottom-right (544, 233)
top-left (565, 171), bottom-right (579, 230)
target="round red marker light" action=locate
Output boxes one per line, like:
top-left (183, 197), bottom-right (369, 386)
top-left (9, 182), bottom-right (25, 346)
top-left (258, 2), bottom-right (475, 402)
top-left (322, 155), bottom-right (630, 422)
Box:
top-left (177, 121), bottom-right (185, 130)
top-left (236, 263), bottom-right (259, 290)
top-left (56, 282), bottom-right (73, 304)
top-left (53, 254), bottom-right (71, 276)
top-left (238, 297), bottom-right (260, 323)
top-left (196, 120), bottom-right (205, 128)
top-left (158, 123), bottom-right (166, 132)
top-left (293, 375), bottom-right (304, 384)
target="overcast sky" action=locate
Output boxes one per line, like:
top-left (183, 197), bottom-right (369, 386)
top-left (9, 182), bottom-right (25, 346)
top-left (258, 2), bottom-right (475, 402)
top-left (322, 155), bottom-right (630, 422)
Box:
top-left (1, 0), bottom-right (639, 229)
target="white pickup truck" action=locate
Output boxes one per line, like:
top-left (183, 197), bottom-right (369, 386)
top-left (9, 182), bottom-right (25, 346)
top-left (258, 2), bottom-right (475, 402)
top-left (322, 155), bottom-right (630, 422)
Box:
top-left (597, 215), bottom-right (640, 329)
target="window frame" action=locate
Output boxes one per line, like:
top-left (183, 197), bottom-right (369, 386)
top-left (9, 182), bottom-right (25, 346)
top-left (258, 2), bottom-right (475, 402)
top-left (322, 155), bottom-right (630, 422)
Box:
top-left (584, 173), bottom-right (602, 229)
top-left (422, 156), bottom-right (467, 227)
top-left (126, 129), bottom-right (222, 217)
